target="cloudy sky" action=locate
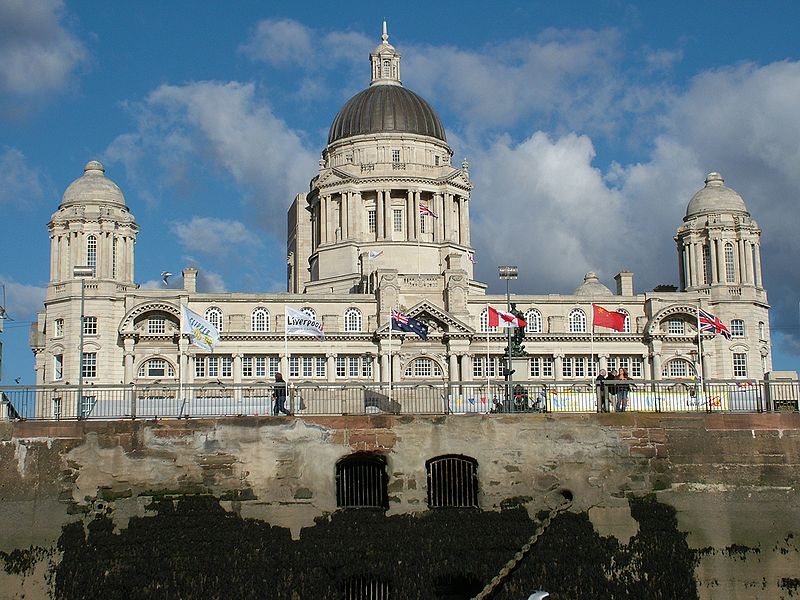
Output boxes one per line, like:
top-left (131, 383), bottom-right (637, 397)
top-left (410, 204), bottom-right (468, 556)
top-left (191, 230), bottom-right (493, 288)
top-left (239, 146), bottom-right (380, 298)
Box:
top-left (1, 0), bottom-right (799, 382)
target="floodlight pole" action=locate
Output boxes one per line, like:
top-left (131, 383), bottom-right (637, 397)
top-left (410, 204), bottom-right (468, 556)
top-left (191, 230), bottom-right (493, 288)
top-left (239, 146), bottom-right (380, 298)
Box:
top-left (73, 266), bottom-right (94, 417)
top-left (498, 266), bottom-right (518, 407)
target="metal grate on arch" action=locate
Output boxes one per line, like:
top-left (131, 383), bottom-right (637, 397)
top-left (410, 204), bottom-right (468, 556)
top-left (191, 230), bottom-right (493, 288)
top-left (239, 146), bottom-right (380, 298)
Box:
top-left (342, 576), bottom-right (390, 600)
top-left (336, 454), bottom-right (389, 509)
top-left (426, 455), bottom-right (479, 508)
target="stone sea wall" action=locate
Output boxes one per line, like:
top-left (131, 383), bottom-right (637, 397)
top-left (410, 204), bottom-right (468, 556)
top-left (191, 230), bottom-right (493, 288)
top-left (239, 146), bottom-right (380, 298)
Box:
top-left (1, 413), bottom-right (798, 599)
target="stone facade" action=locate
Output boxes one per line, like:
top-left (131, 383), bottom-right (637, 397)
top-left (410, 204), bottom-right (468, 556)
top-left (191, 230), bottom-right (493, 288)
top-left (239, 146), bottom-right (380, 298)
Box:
top-left (29, 28), bottom-right (773, 394)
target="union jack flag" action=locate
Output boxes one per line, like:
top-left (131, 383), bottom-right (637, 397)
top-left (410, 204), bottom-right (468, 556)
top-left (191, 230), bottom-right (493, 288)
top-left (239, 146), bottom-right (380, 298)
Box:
top-left (698, 308), bottom-right (732, 340)
top-left (419, 203), bottom-right (438, 218)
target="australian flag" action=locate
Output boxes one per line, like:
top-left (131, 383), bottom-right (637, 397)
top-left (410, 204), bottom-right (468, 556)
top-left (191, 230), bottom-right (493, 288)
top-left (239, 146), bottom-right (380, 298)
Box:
top-left (391, 309), bottom-right (429, 340)
top-left (698, 308), bottom-right (732, 340)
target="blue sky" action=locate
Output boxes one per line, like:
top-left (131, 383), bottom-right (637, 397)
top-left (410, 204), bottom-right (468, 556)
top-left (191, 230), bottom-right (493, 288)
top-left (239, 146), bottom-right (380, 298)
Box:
top-left (2, 0), bottom-right (799, 383)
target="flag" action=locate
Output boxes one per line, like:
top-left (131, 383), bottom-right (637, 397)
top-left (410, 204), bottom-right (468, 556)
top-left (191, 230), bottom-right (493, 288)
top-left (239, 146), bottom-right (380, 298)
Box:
top-left (468, 253), bottom-right (476, 264)
top-left (592, 304), bottom-right (627, 331)
top-left (286, 306), bottom-right (325, 340)
top-left (391, 309), bottom-right (429, 340)
top-left (419, 203), bottom-right (438, 218)
top-left (488, 306), bottom-right (526, 328)
top-left (181, 305), bottom-right (220, 351)
top-left (368, 250), bottom-right (384, 260)
top-left (698, 308), bottom-right (732, 340)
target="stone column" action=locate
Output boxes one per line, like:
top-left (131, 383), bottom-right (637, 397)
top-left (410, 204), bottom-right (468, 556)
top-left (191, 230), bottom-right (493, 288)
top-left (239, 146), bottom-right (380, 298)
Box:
top-left (715, 237), bottom-right (726, 283)
top-left (462, 354), bottom-right (473, 382)
top-left (461, 196), bottom-right (471, 245)
top-left (442, 192), bottom-right (450, 241)
top-left (232, 354), bottom-right (242, 385)
top-left (598, 354), bottom-right (608, 372)
top-left (341, 191), bottom-right (349, 240)
top-left (383, 189), bottom-right (392, 240)
top-left (709, 239), bottom-right (718, 284)
top-left (123, 338), bottom-right (136, 383)
top-left (376, 191), bottom-right (385, 240)
top-left (372, 354), bottom-right (380, 382)
top-left (642, 353), bottom-right (651, 380)
top-left (553, 354), bottom-right (564, 380)
top-left (327, 353), bottom-right (336, 383)
top-left (652, 353), bottom-right (662, 380)
top-left (754, 242), bottom-right (763, 287)
top-left (380, 353), bottom-right (389, 383)
top-left (352, 191), bottom-right (363, 238)
top-left (414, 190), bottom-right (423, 239)
top-left (737, 239), bottom-right (746, 283)
top-left (392, 353), bottom-right (402, 382)
top-left (743, 240), bottom-right (753, 284)
top-left (406, 190), bottom-right (415, 240)
top-left (449, 353), bottom-right (459, 383)
top-left (280, 353), bottom-right (288, 379)
top-left (319, 196), bottom-right (327, 244)
top-left (413, 190), bottom-right (420, 239)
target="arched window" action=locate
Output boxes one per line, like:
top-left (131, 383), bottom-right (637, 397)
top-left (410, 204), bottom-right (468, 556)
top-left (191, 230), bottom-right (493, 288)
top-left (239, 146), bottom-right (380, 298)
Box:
top-left (758, 321), bottom-right (766, 340)
top-left (724, 242), bottom-right (736, 283)
top-left (617, 308), bottom-right (631, 333)
top-left (87, 235), bottom-right (97, 274)
top-left (251, 307), bottom-right (270, 332)
top-left (344, 307), bottom-right (362, 332)
top-left (137, 358), bottom-right (175, 378)
top-left (301, 307), bottom-right (316, 320)
top-left (403, 357), bottom-right (443, 378)
top-left (568, 309), bottom-right (586, 333)
top-left (382, 59), bottom-right (391, 78)
top-left (336, 453), bottom-right (388, 509)
top-left (479, 308), bottom-right (497, 333)
top-left (205, 307), bottom-right (223, 332)
top-left (427, 455), bottom-right (478, 508)
top-left (662, 358), bottom-right (696, 379)
top-left (524, 309), bottom-right (542, 333)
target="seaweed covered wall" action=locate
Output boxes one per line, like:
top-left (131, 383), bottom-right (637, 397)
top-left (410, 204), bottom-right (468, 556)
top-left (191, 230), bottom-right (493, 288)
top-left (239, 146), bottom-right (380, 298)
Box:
top-left (1, 413), bottom-right (799, 599)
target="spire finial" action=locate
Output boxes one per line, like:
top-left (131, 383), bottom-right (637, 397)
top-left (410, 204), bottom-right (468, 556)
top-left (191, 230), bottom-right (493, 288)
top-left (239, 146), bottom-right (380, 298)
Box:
top-left (382, 20), bottom-right (388, 43)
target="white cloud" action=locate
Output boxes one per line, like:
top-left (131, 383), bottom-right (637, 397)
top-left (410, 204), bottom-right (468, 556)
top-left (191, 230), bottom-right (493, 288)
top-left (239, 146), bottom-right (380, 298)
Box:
top-left (0, 275), bottom-right (46, 320)
top-left (239, 19), bottom-right (314, 67)
top-left (0, 0), bottom-right (87, 96)
top-left (172, 217), bottom-right (261, 256)
top-left (0, 147), bottom-right (47, 206)
top-left (106, 80), bottom-right (318, 234)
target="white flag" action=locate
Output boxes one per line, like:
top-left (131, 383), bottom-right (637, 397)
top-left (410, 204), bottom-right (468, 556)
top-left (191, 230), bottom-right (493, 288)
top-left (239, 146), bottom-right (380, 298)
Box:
top-left (181, 304), bottom-right (220, 351)
top-left (285, 306), bottom-right (325, 340)
top-left (368, 250), bottom-right (384, 260)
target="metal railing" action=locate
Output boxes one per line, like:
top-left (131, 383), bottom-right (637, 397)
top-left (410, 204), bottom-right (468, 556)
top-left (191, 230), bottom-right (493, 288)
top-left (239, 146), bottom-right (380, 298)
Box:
top-left (0, 379), bottom-right (797, 422)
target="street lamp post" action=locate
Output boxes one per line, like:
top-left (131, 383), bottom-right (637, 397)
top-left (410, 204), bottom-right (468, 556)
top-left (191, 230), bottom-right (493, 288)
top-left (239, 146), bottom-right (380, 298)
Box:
top-left (73, 266), bottom-right (94, 417)
top-left (498, 265), bottom-right (518, 406)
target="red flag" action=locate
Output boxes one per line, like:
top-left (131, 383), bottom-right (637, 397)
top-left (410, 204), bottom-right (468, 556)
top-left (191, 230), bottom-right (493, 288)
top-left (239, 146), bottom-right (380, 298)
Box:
top-left (488, 306), bottom-right (526, 328)
top-left (592, 304), bottom-right (626, 331)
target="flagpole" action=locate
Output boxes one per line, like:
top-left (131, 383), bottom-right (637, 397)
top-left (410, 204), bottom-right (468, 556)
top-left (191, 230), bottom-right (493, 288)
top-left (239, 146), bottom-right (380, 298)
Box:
top-left (696, 305), bottom-right (704, 388)
top-left (417, 236), bottom-right (421, 277)
top-left (486, 303), bottom-right (490, 409)
top-left (388, 308), bottom-right (393, 406)
top-left (284, 310), bottom-right (289, 387)
top-left (590, 306), bottom-right (595, 380)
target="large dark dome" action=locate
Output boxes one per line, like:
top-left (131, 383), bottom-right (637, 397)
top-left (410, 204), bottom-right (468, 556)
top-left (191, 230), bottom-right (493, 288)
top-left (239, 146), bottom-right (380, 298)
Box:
top-left (328, 84), bottom-right (447, 145)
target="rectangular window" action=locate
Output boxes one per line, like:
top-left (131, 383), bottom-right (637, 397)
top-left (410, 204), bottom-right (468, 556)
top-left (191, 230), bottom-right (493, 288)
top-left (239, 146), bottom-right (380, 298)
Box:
top-left (83, 316), bottom-right (97, 335)
top-left (434, 155), bottom-right (440, 166)
top-left (733, 353), bottom-right (748, 378)
top-left (54, 318), bottom-right (64, 338)
top-left (730, 319), bottom-right (745, 337)
top-left (289, 356), bottom-right (300, 378)
top-left (563, 357), bottom-right (573, 378)
top-left (631, 357), bottom-right (643, 378)
top-left (81, 395), bottom-right (96, 418)
top-left (54, 354), bottom-right (63, 380)
top-left (393, 209), bottom-right (403, 232)
top-left (348, 356), bottom-right (360, 377)
top-left (361, 356), bottom-right (372, 378)
top-left (195, 356), bottom-right (206, 378)
top-left (392, 149), bottom-right (401, 163)
top-left (255, 356), bottom-right (267, 378)
top-left (336, 356), bottom-right (346, 378)
top-left (81, 352), bottom-right (97, 378)
top-left (208, 356), bottom-right (219, 377)
top-left (667, 319), bottom-right (685, 335)
top-left (221, 356), bottom-right (232, 378)
top-left (53, 397), bottom-right (62, 420)
top-left (368, 210), bottom-right (376, 233)
top-left (148, 316), bottom-right (166, 334)
top-left (542, 357), bottom-right (553, 377)
top-left (303, 356), bottom-right (314, 378)
top-left (472, 357), bottom-right (499, 378)
top-left (414, 358), bottom-right (432, 377)
top-left (242, 356), bottom-right (253, 378)
top-left (316, 357), bottom-right (326, 378)
top-left (268, 357), bottom-right (280, 378)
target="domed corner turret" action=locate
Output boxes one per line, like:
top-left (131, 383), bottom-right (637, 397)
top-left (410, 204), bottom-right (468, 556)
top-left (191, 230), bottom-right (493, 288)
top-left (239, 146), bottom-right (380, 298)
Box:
top-left (59, 160), bottom-right (128, 210)
top-left (574, 272), bottom-right (613, 297)
top-left (685, 172), bottom-right (749, 220)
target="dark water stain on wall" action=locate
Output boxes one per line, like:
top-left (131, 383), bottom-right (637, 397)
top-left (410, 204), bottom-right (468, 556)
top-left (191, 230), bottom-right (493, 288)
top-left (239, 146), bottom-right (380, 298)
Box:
top-left (50, 495), bottom-right (698, 600)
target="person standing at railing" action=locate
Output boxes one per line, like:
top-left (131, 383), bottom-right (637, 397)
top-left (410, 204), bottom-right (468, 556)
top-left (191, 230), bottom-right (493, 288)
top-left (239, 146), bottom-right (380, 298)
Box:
top-left (272, 373), bottom-right (291, 416)
top-left (595, 369), bottom-right (610, 412)
top-left (614, 368), bottom-right (632, 412)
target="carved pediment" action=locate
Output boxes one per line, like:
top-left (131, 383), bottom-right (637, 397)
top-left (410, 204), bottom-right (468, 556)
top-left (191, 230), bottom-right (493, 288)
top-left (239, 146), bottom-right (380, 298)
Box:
top-left (377, 299), bottom-right (473, 335)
